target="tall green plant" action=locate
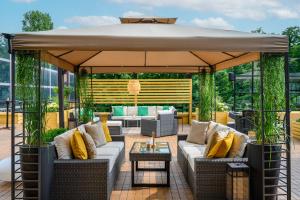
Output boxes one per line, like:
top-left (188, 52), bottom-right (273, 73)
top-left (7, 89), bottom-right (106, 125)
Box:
top-left (254, 55), bottom-right (285, 144)
top-left (198, 71), bottom-right (214, 121)
top-left (78, 69), bottom-right (94, 123)
top-left (15, 10), bottom-right (53, 146)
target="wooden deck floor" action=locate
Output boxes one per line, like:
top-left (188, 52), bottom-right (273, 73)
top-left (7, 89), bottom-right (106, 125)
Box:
top-left (1, 126), bottom-right (300, 200)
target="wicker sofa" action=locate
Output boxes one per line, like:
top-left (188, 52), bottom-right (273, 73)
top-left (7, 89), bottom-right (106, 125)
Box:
top-left (177, 124), bottom-right (248, 200)
top-left (108, 106), bottom-right (176, 127)
top-left (51, 125), bottom-right (125, 200)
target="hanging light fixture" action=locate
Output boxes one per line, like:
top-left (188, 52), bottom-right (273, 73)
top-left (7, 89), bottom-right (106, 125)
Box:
top-left (127, 80), bottom-right (141, 106)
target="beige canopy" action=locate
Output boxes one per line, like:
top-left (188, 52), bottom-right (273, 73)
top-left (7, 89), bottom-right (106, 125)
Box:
top-left (9, 23), bottom-right (288, 73)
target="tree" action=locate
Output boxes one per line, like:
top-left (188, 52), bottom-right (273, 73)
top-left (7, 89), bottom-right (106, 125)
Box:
top-left (282, 26), bottom-right (300, 47)
top-left (22, 10), bottom-right (53, 32)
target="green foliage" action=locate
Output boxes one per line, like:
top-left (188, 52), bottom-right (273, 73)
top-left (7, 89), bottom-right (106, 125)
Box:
top-left (46, 102), bottom-right (59, 112)
top-left (78, 69), bottom-right (94, 123)
top-left (15, 10), bottom-right (54, 146)
top-left (216, 95), bottom-right (229, 111)
top-left (198, 72), bottom-right (214, 121)
top-left (52, 86), bottom-right (73, 108)
top-left (22, 10), bottom-right (53, 32)
top-left (43, 128), bottom-right (68, 143)
top-left (254, 55), bottom-right (285, 144)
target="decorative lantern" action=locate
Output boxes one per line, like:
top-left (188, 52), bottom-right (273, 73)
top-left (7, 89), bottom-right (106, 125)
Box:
top-left (226, 163), bottom-right (249, 200)
top-left (127, 80), bottom-right (141, 106)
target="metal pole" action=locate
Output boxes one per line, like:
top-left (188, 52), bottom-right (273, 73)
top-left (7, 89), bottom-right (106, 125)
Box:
top-left (11, 49), bottom-right (16, 200)
top-left (58, 67), bottom-right (65, 128)
top-left (259, 53), bottom-right (265, 199)
top-left (233, 67), bottom-right (236, 111)
top-left (284, 52), bottom-right (291, 200)
top-left (6, 98), bottom-right (9, 128)
top-left (251, 62), bottom-right (254, 110)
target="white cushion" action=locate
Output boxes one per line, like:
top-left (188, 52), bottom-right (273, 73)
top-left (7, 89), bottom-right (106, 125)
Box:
top-left (178, 140), bottom-right (206, 171)
top-left (228, 129), bottom-right (249, 158)
top-left (101, 142), bottom-right (124, 152)
top-left (158, 110), bottom-right (173, 115)
top-left (111, 116), bottom-right (131, 120)
top-left (127, 106), bottom-right (137, 116)
top-left (96, 147), bottom-right (119, 156)
top-left (78, 124), bottom-right (86, 134)
top-left (107, 121), bottom-right (122, 126)
top-left (141, 116), bottom-right (156, 120)
top-left (156, 106), bottom-right (163, 112)
top-left (54, 129), bottom-right (75, 159)
top-left (186, 120), bottom-right (209, 145)
top-left (148, 106), bottom-right (157, 116)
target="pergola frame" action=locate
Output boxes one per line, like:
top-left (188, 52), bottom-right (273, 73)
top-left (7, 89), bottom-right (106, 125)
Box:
top-left (3, 21), bottom-right (291, 199)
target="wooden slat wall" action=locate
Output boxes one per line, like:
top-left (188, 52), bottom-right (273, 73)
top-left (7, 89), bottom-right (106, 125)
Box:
top-left (88, 79), bottom-right (193, 121)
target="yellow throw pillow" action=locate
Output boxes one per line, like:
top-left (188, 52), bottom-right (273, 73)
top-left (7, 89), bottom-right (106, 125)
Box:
top-left (214, 131), bottom-right (235, 158)
top-left (70, 129), bottom-right (88, 160)
top-left (102, 123), bottom-right (112, 142)
top-left (207, 131), bottom-right (223, 158)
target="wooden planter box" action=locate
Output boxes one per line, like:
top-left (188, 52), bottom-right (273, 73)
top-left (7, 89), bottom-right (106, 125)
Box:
top-left (291, 121), bottom-right (300, 139)
top-left (45, 110), bottom-right (72, 130)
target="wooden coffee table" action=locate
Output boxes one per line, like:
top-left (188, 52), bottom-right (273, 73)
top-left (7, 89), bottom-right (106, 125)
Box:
top-left (129, 142), bottom-right (171, 187)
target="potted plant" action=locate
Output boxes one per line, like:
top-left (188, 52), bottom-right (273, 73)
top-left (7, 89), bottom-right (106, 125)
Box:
top-left (16, 53), bottom-right (56, 200)
top-left (248, 55), bottom-right (285, 200)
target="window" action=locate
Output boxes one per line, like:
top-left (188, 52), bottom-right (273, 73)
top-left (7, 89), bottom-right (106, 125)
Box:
top-left (0, 60), bottom-right (10, 83)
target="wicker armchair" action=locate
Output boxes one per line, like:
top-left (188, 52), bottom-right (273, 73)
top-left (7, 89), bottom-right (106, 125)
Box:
top-left (51, 135), bottom-right (125, 200)
top-left (141, 112), bottom-right (178, 137)
top-left (177, 134), bottom-right (248, 200)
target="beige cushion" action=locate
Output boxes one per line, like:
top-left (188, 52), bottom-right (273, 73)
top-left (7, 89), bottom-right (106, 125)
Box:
top-left (227, 130), bottom-right (249, 158)
top-left (101, 141), bottom-right (124, 152)
top-left (54, 129), bottom-right (74, 159)
top-left (148, 106), bottom-right (157, 116)
top-left (186, 120), bottom-right (209, 145)
top-left (85, 122), bottom-right (107, 147)
top-left (82, 132), bottom-right (97, 159)
top-left (204, 129), bottom-right (230, 158)
top-left (127, 106), bottom-right (137, 116)
top-left (156, 106), bottom-right (163, 112)
top-left (205, 121), bottom-right (230, 143)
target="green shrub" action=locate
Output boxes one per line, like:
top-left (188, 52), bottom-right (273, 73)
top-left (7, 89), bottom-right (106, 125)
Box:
top-left (43, 128), bottom-right (68, 143)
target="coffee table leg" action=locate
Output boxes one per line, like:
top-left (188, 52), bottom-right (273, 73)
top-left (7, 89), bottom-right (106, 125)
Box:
top-left (166, 161), bottom-right (170, 187)
top-left (131, 161), bottom-right (135, 187)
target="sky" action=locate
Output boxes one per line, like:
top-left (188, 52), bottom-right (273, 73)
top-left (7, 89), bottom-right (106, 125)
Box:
top-left (0, 0), bottom-right (300, 34)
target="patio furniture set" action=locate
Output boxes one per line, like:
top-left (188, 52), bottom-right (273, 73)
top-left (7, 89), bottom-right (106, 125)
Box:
top-left (107, 105), bottom-right (178, 137)
top-left (48, 117), bottom-right (249, 200)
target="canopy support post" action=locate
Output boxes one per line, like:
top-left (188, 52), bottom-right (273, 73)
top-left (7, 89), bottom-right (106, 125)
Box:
top-left (58, 68), bottom-right (64, 128)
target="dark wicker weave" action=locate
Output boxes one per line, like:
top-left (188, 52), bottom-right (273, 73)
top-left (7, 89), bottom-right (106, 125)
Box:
top-left (177, 135), bottom-right (248, 200)
top-left (141, 112), bottom-right (178, 137)
top-left (51, 135), bottom-right (125, 200)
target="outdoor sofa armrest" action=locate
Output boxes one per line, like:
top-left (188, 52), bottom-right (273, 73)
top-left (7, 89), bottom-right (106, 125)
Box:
top-left (111, 135), bottom-right (125, 142)
top-left (177, 134), bottom-right (188, 141)
top-left (52, 159), bottom-right (109, 200)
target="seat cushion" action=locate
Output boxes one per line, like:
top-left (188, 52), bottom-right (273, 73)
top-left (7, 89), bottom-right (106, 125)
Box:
top-left (111, 116), bottom-right (131, 120)
top-left (140, 116), bottom-right (156, 120)
top-left (107, 121), bottom-right (122, 126)
top-left (186, 120), bottom-right (209, 145)
top-left (101, 142), bottom-right (124, 152)
top-left (178, 141), bottom-right (206, 171)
